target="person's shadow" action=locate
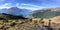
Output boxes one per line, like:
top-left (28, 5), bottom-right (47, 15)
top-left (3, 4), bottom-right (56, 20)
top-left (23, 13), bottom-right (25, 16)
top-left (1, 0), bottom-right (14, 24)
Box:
top-left (47, 20), bottom-right (53, 30)
top-left (42, 20), bottom-right (53, 30)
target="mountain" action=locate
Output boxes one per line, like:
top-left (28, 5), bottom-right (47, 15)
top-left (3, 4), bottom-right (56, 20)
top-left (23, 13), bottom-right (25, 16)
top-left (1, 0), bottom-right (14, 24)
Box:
top-left (28, 7), bottom-right (60, 18)
top-left (0, 8), bottom-right (7, 13)
top-left (0, 7), bottom-right (31, 17)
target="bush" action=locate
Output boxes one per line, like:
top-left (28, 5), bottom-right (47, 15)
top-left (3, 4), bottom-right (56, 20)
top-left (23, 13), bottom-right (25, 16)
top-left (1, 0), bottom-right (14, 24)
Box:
top-left (3, 20), bottom-right (8, 23)
top-left (15, 19), bottom-right (19, 22)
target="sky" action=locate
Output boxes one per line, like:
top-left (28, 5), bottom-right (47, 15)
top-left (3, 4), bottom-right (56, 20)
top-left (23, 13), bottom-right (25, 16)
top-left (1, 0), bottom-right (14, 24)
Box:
top-left (0, 0), bottom-right (60, 10)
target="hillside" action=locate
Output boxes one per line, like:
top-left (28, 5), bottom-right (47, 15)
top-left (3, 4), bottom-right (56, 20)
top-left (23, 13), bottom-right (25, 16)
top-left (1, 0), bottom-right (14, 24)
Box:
top-left (0, 16), bottom-right (60, 30)
top-left (28, 7), bottom-right (60, 18)
top-left (0, 13), bottom-right (26, 20)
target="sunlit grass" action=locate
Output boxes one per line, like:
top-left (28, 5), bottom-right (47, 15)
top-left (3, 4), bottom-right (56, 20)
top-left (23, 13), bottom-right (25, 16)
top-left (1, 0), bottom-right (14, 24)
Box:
top-left (0, 17), bottom-right (59, 30)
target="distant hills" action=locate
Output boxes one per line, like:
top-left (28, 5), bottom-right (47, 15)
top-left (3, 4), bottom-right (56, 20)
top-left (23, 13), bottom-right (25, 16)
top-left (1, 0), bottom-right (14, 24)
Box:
top-left (0, 7), bottom-right (31, 17)
top-left (1, 7), bottom-right (60, 18)
top-left (28, 7), bottom-right (60, 18)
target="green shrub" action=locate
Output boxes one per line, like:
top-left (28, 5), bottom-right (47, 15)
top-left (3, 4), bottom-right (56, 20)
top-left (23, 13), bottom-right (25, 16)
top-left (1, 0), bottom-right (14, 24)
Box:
top-left (15, 19), bottom-right (19, 22)
top-left (3, 20), bottom-right (8, 23)
top-left (39, 18), bottom-right (43, 22)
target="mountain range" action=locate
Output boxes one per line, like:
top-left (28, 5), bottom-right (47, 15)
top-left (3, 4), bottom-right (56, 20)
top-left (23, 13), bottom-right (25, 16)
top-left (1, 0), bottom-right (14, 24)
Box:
top-left (1, 7), bottom-right (60, 18)
top-left (0, 7), bottom-right (31, 17)
top-left (28, 7), bottom-right (60, 18)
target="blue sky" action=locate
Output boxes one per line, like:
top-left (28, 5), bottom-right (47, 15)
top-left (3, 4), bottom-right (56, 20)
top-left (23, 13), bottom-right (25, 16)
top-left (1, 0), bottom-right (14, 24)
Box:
top-left (0, 0), bottom-right (60, 10)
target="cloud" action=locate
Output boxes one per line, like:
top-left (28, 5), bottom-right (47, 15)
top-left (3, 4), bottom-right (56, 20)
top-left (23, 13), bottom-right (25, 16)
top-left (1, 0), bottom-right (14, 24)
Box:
top-left (18, 3), bottom-right (46, 10)
top-left (0, 3), bottom-right (12, 9)
top-left (19, 6), bottom-right (45, 10)
top-left (0, 3), bottom-right (20, 9)
top-left (0, 3), bottom-right (44, 10)
top-left (19, 6), bottom-right (38, 10)
top-left (19, 3), bottom-right (60, 10)
top-left (0, 2), bottom-right (59, 11)
top-left (16, 3), bottom-right (19, 6)
top-left (20, 3), bottom-right (41, 7)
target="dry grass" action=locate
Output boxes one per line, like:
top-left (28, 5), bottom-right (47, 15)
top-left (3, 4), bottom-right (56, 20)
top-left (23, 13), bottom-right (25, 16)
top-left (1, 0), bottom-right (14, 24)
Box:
top-left (0, 16), bottom-right (60, 30)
